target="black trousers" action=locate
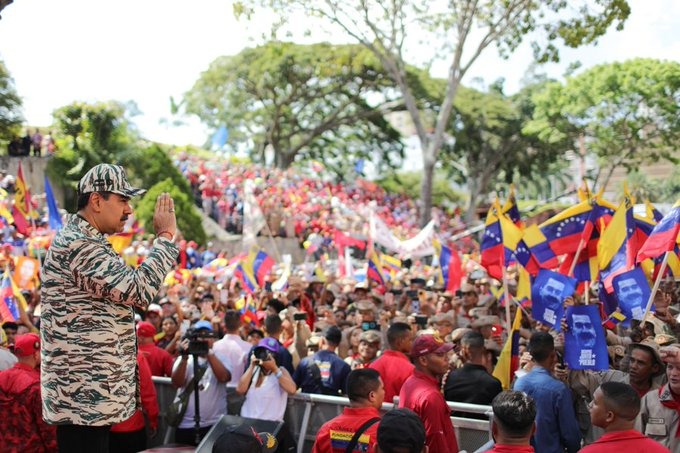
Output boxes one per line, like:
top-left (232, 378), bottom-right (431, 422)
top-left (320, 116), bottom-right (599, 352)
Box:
top-left (174, 425), bottom-right (212, 446)
top-left (57, 425), bottom-right (111, 453)
top-left (109, 428), bottom-right (147, 453)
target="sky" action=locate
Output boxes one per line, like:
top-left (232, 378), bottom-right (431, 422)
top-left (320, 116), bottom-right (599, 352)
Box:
top-left (0, 0), bottom-right (678, 147)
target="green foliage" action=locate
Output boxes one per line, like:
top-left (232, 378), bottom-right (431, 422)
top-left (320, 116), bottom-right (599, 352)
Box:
top-left (527, 58), bottom-right (680, 189)
top-left (135, 178), bottom-right (207, 246)
top-left (376, 171), bottom-right (465, 207)
top-left (625, 168), bottom-right (680, 204)
top-left (48, 101), bottom-right (143, 211)
top-left (232, 0), bottom-right (631, 226)
top-left (183, 41), bottom-right (404, 174)
top-left (0, 59), bottom-right (23, 144)
top-left (133, 144), bottom-right (193, 200)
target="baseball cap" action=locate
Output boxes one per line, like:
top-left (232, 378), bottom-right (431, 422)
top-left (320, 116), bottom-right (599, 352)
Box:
top-left (411, 333), bottom-right (453, 358)
top-left (12, 333), bottom-right (40, 357)
top-left (77, 164), bottom-right (146, 197)
top-left (472, 315), bottom-right (501, 328)
top-left (630, 337), bottom-right (664, 373)
top-left (146, 303), bottom-right (163, 315)
top-left (377, 408), bottom-right (426, 452)
top-left (136, 321), bottom-right (156, 338)
top-left (194, 320), bottom-right (214, 331)
top-left (257, 337), bottom-right (280, 353)
top-left (360, 330), bottom-right (381, 344)
top-left (212, 424), bottom-right (278, 453)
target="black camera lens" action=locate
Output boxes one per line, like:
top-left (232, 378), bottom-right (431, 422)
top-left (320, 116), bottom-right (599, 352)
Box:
top-left (253, 346), bottom-right (269, 361)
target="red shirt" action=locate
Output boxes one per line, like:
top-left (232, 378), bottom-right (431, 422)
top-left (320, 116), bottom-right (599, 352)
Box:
top-left (0, 362), bottom-right (57, 452)
top-left (311, 406), bottom-right (381, 453)
top-left (139, 342), bottom-right (174, 377)
top-left (399, 370), bottom-right (458, 453)
top-left (579, 429), bottom-right (670, 453)
top-left (369, 350), bottom-right (414, 403)
top-left (111, 352), bottom-right (159, 432)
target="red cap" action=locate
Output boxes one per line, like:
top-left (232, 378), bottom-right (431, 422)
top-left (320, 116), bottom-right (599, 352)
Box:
top-left (136, 321), bottom-right (157, 338)
top-left (411, 333), bottom-right (453, 358)
top-left (13, 333), bottom-right (40, 357)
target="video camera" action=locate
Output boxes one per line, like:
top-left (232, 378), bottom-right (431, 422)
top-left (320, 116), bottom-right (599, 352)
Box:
top-left (182, 327), bottom-right (219, 356)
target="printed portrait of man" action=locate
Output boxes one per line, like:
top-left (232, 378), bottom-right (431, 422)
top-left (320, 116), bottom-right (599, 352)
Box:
top-left (570, 313), bottom-right (597, 349)
top-left (539, 277), bottom-right (566, 310)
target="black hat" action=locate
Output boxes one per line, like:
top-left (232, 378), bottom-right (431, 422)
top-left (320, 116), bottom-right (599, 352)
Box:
top-left (212, 424), bottom-right (278, 453)
top-left (377, 409), bottom-right (426, 452)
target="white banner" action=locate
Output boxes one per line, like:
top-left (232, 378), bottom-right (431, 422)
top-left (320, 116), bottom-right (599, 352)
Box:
top-left (242, 180), bottom-right (266, 247)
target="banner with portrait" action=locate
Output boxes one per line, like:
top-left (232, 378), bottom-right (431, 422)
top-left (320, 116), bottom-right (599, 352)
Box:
top-left (612, 267), bottom-right (651, 321)
top-left (564, 305), bottom-right (609, 370)
top-left (531, 269), bottom-right (577, 331)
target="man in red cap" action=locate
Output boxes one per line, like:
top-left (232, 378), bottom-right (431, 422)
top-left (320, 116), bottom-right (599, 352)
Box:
top-left (398, 332), bottom-right (458, 453)
top-left (137, 321), bottom-right (174, 377)
top-left (0, 333), bottom-right (57, 452)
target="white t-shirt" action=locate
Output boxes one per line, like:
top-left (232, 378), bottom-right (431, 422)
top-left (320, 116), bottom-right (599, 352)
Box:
top-left (0, 348), bottom-right (17, 371)
top-left (212, 334), bottom-right (251, 387)
top-left (240, 370), bottom-right (288, 421)
top-left (172, 351), bottom-right (232, 429)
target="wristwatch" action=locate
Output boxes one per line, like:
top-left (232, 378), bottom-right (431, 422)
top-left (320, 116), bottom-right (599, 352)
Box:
top-left (275, 368), bottom-right (283, 378)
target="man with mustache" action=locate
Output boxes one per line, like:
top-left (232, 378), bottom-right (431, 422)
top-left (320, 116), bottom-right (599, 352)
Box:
top-left (570, 313), bottom-right (597, 349)
top-left (538, 277), bottom-right (565, 326)
top-left (41, 164), bottom-right (179, 453)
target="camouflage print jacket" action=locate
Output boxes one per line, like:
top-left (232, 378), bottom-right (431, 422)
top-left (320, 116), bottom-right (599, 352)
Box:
top-left (40, 214), bottom-right (178, 426)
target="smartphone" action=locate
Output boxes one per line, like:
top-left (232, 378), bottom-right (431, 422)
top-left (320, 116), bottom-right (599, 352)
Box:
top-left (455, 289), bottom-right (463, 298)
top-left (415, 315), bottom-right (428, 327)
top-left (362, 321), bottom-right (378, 331)
top-left (293, 312), bottom-right (308, 321)
top-left (410, 300), bottom-right (420, 313)
top-left (556, 350), bottom-right (565, 367)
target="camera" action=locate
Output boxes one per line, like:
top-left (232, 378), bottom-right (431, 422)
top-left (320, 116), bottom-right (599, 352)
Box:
top-left (253, 346), bottom-right (271, 361)
top-left (293, 312), bottom-right (308, 321)
top-left (182, 327), bottom-right (218, 356)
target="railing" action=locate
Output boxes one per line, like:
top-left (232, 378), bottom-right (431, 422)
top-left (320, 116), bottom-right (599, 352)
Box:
top-left (152, 377), bottom-right (493, 452)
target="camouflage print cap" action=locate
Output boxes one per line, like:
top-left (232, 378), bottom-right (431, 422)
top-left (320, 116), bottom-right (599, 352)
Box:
top-left (78, 164), bottom-right (146, 197)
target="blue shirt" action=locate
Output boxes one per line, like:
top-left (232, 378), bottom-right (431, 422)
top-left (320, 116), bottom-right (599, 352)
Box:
top-left (513, 366), bottom-right (581, 453)
top-left (293, 350), bottom-right (351, 395)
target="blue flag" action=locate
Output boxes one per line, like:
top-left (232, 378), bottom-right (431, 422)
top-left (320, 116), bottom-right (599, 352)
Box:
top-left (211, 125), bottom-right (228, 148)
top-left (44, 176), bottom-right (62, 230)
top-left (531, 269), bottom-right (577, 331)
top-left (612, 267), bottom-right (651, 321)
top-left (564, 305), bottom-right (609, 370)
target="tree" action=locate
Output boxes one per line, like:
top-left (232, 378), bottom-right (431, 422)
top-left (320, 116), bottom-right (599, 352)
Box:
top-left (234, 0), bottom-right (630, 226)
top-left (442, 82), bottom-right (570, 220)
top-left (183, 41), bottom-right (404, 172)
top-left (135, 178), bottom-right (207, 246)
top-left (48, 101), bottom-right (143, 209)
top-left (0, 59), bottom-right (22, 144)
top-left (527, 58), bottom-right (680, 190)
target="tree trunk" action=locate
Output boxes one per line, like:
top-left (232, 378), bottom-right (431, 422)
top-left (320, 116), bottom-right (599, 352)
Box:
top-left (276, 150), bottom-right (295, 169)
top-left (465, 177), bottom-right (480, 224)
top-left (419, 151), bottom-right (435, 228)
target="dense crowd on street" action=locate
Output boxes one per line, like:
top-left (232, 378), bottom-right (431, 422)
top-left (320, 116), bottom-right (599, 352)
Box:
top-left (0, 157), bottom-right (678, 453)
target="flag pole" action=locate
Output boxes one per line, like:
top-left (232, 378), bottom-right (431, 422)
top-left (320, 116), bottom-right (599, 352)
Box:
top-left (584, 281), bottom-right (590, 305)
top-left (641, 251), bottom-right (670, 324)
top-left (502, 266), bottom-right (512, 336)
top-left (568, 236), bottom-right (587, 277)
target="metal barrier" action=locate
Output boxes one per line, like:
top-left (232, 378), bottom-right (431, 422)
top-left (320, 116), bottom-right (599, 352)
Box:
top-left (152, 377), bottom-right (492, 453)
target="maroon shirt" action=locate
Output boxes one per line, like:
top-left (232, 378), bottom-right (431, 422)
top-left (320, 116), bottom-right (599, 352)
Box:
top-left (399, 369), bottom-right (458, 453)
top-left (579, 430), bottom-right (670, 453)
top-left (369, 350), bottom-right (414, 403)
top-left (0, 363), bottom-right (57, 452)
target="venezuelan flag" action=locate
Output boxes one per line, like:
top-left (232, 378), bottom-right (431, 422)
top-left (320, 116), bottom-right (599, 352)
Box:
top-left (598, 192), bottom-right (637, 292)
top-left (481, 201), bottom-right (523, 280)
top-left (433, 239), bottom-right (462, 292)
top-left (12, 162), bottom-right (31, 235)
top-left (637, 200), bottom-right (680, 262)
top-left (493, 308), bottom-right (523, 390)
top-left (366, 250), bottom-right (386, 286)
top-left (235, 295), bottom-right (260, 326)
top-left (380, 253), bottom-right (402, 278)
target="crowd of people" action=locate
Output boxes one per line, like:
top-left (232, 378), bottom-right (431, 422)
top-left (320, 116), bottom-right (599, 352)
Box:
top-left (0, 158), bottom-right (678, 453)
top-left (6, 129), bottom-right (56, 157)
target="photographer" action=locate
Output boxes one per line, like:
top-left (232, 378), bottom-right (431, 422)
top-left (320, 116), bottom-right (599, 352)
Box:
top-left (170, 320), bottom-right (231, 446)
top-left (237, 337), bottom-right (297, 452)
